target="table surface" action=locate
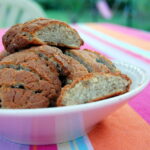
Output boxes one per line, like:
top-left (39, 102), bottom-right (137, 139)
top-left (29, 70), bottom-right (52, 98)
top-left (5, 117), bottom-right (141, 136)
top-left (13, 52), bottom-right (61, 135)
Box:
top-left (0, 23), bottom-right (150, 150)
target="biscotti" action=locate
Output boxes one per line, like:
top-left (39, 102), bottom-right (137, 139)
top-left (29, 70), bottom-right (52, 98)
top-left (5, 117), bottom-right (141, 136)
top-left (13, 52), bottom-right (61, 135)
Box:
top-left (0, 46), bottom-right (62, 108)
top-left (33, 45), bottom-right (88, 84)
top-left (0, 45), bottom-right (88, 108)
top-left (22, 45), bottom-right (88, 84)
top-left (57, 73), bottom-right (131, 106)
top-left (0, 17), bottom-right (132, 109)
top-left (65, 49), bottom-right (119, 73)
top-left (2, 18), bottom-right (84, 53)
top-left (50, 53), bottom-right (88, 84)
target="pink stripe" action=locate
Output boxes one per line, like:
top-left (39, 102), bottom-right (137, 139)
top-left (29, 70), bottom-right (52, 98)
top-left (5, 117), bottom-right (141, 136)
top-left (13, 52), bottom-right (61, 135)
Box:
top-left (30, 145), bottom-right (57, 150)
top-left (129, 83), bottom-right (150, 124)
top-left (73, 25), bottom-right (112, 59)
top-left (0, 29), bottom-right (7, 50)
top-left (102, 23), bottom-right (150, 37)
top-left (101, 23), bottom-right (150, 41)
top-left (74, 25), bottom-right (150, 64)
top-left (0, 29), bottom-right (6, 52)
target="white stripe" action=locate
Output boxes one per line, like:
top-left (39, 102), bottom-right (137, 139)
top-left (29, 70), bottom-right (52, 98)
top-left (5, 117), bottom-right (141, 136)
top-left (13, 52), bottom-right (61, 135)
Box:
top-left (58, 142), bottom-right (72, 150)
top-left (78, 24), bottom-right (150, 59)
top-left (84, 136), bottom-right (94, 150)
top-left (78, 31), bottom-right (150, 74)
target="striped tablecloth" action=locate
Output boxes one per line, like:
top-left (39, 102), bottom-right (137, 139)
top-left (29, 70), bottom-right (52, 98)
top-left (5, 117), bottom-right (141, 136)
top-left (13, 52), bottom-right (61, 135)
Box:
top-left (0, 23), bottom-right (150, 150)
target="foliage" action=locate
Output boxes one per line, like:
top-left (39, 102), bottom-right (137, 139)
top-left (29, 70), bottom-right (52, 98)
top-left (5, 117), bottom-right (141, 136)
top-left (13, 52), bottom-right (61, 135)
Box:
top-left (135, 0), bottom-right (150, 16)
top-left (34, 0), bottom-right (150, 30)
top-left (35, 0), bottom-right (150, 15)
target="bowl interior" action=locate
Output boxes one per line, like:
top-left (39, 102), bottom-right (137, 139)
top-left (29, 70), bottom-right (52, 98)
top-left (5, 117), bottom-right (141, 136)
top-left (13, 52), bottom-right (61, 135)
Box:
top-left (0, 61), bottom-right (149, 115)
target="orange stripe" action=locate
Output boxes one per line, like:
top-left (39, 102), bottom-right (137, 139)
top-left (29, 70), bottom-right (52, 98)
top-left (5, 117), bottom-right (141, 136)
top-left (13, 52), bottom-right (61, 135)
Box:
top-left (87, 24), bottom-right (150, 51)
top-left (88, 104), bottom-right (150, 150)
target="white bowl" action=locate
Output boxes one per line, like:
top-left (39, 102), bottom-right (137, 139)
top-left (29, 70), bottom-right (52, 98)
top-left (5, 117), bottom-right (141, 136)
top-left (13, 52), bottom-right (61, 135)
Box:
top-left (0, 61), bottom-right (149, 145)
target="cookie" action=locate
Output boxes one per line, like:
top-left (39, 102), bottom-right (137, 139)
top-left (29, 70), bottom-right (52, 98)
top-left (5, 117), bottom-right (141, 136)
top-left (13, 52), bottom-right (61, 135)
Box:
top-left (2, 18), bottom-right (84, 53)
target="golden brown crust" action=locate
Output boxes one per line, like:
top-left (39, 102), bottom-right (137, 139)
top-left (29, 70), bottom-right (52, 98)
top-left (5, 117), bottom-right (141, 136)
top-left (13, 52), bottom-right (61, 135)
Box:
top-left (1, 87), bottom-right (49, 109)
top-left (84, 49), bottom-right (120, 73)
top-left (22, 18), bottom-right (77, 35)
top-left (51, 53), bottom-right (88, 83)
top-left (2, 24), bottom-right (21, 46)
top-left (0, 45), bottom-right (88, 108)
top-left (2, 18), bottom-right (84, 53)
top-left (65, 49), bottom-right (119, 73)
top-left (0, 46), bottom-right (62, 108)
top-left (1, 46), bottom-right (61, 89)
top-left (0, 50), bottom-right (10, 61)
top-left (27, 45), bottom-right (88, 83)
top-left (57, 72), bottom-right (131, 106)
top-left (65, 49), bottom-right (110, 73)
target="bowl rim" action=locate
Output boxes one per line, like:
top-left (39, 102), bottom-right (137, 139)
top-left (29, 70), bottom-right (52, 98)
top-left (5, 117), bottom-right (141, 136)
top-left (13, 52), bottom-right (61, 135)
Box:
top-left (0, 61), bottom-right (149, 116)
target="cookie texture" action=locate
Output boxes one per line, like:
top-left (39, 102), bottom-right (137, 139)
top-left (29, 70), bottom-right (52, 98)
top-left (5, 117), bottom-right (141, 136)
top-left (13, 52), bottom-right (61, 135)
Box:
top-left (65, 49), bottom-right (119, 73)
top-left (50, 53), bottom-right (88, 84)
top-left (0, 50), bottom-right (10, 61)
top-left (57, 73), bottom-right (131, 106)
top-left (0, 45), bottom-right (89, 108)
top-left (0, 46), bottom-right (62, 108)
top-left (0, 17), bottom-right (132, 109)
top-left (25, 45), bottom-right (88, 84)
top-left (2, 18), bottom-right (84, 53)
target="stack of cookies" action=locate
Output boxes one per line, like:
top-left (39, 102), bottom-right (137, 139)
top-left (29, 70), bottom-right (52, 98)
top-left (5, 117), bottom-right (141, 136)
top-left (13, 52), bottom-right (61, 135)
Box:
top-left (0, 18), bottom-right (131, 109)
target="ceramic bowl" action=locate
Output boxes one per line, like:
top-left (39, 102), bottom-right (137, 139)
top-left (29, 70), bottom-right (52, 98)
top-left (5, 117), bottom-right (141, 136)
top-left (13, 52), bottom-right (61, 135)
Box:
top-left (0, 61), bottom-right (149, 145)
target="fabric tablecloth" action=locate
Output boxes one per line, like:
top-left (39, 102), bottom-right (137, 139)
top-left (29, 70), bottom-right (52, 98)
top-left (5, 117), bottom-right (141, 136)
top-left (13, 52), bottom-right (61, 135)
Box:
top-left (0, 23), bottom-right (150, 150)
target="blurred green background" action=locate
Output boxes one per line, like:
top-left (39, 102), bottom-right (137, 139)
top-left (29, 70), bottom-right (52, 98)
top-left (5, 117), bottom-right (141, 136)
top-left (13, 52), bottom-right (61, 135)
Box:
top-left (0, 0), bottom-right (149, 31)
top-left (34, 0), bottom-right (150, 31)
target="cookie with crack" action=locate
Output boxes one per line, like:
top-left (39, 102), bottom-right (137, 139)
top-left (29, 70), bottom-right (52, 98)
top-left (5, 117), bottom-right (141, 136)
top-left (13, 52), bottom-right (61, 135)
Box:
top-left (2, 18), bottom-right (84, 53)
top-left (57, 73), bottom-right (131, 106)
top-left (24, 45), bottom-right (88, 85)
top-left (65, 49), bottom-right (119, 73)
top-left (0, 46), bottom-right (61, 108)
